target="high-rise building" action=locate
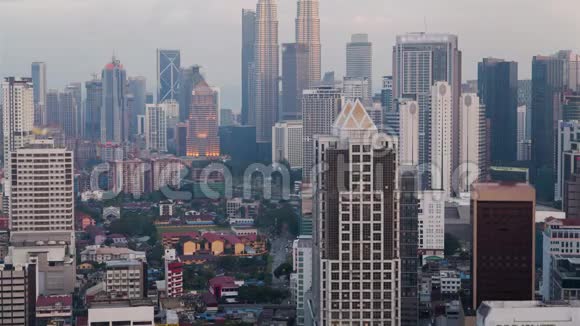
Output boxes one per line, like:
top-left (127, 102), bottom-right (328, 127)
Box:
top-left (128, 76), bottom-right (147, 136)
top-left (459, 93), bottom-right (486, 193)
top-left (144, 104), bottom-right (168, 153)
top-left (31, 62), bottom-right (47, 126)
top-left (59, 89), bottom-right (78, 138)
top-left (0, 263), bottom-right (37, 325)
top-left (417, 190), bottom-right (445, 262)
top-left (46, 89), bottom-right (60, 127)
top-left (295, 0), bottom-right (321, 87)
top-left (555, 50), bottom-right (580, 92)
top-left (518, 79), bottom-right (532, 140)
top-left (2, 77), bottom-right (34, 167)
top-left (301, 86), bottom-right (342, 183)
top-left (254, 0), bottom-right (279, 145)
top-left (556, 120), bottom-right (580, 203)
top-left (242, 9), bottom-right (256, 126)
top-left (291, 235), bottom-right (313, 326)
top-left (272, 120), bottom-right (303, 169)
top-left (346, 34), bottom-right (372, 101)
top-left (178, 65), bottom-right (203, 123)
top-left (85, 78), bottom-right (103, 142)
top-left (563, 93), bottom-right (580, 121)
top-left (430, 82), bottom-right (453, 195)
top-left (517, 105), bottom-right (529, 161)
top-left (187, 80), bottom-right (220, 157)
top-left (532, 55), bottom-right (565, 201)
top-left (393, 33), bottom-right (462, 186)
top-left (105, 260), bottom-right (146, 299)
top-left (157, 49), bottom-right (181, 103)
top-left (65, 82), bottom-right (82, 137)
top-left (399, 99), bottom-right (420, 166)
top-left (477, 58), bottom-right (518, 163)
top-left (471, 183), bottom-right (535, 310)
top-left (314, 100), bottom-right (400, 324)
top-left (101, 58), bottom-right (128, 144)
top-left (381, 75), bottom-right (393, 111)
top-left (164, 249), bottom-right (183, 298)
top-left (282, 43), bottom-right (309, 120)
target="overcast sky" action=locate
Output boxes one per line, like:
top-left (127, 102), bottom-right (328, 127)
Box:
top-left (0, 0), bottom-right (578, 110)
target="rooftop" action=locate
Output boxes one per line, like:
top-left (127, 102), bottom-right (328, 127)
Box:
top-left (37, 295), bottom-right (73, 307)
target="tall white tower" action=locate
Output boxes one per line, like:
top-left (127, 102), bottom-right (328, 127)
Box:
top-left (459, 93), bottom-right (486, 193)
top-left (430, 82), bottom-right (453, 195)
top-left (399, 99), bottom-right (420, 166)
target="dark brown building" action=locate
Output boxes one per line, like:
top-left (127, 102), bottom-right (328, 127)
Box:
top-left (471, 182), bottom-right (535, 310)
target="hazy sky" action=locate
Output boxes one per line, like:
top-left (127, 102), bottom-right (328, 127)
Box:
top-left (0, 0), bottom-right (579, 110)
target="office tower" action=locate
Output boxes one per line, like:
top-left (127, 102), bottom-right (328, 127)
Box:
top-left (417, 190), bottom-right (444, 261)
top-left (399, 99), bottom-right (420, 166)
top-left (346, 34), bottom-right (372, 101)
top-left (46, 89), bottom-right (60, 127)
top-left (430, 82), bottom-right (453, 195)
top-left (31, 62), bottom-right (47, 126)
top-left (517, 105), bottom-right (529, 160)
top-left (242, 9), bottom-right (256, 126)
top-left (178, 65), bottom-right (203, 122)
top-left (2, 77), bottom-right (34, 166)
top-left (292, 235), bottom-right (313, 326)
top-left (342, 76), bottom-right (371, 106)
top-left (105, 260), bottom-right (146, 299)
top-left (59, 89), bottom-right (78, 137)
top-left (295, 0), bottom-right (321, 86)
top-left (532, 55), bottom-right (565, 201)
top-left (556, 120), bottom-right (580, 203)
top-left (101, 57), bottom-right (128, 144)
top-left (393, 33), bottom-right (461, 185)
top-left (175, 122), bottom-right (188, 157)
top-left (254, 0), bottom-right (279, 144)
top-left (381, 75), bottom-right (393, 111)
top-left (187, 79), bottom-right (220, 157)
top-left (518, 79), bottom-right (532, 139)
top-left (144, 104), bottom-right (168, 152)
top-left (282, 43), bottom-right (309, 120)
top-left (477, 58), bottom-right (518, 163)
top-left (366, 102), bottom-right (383, 128)
top-left (555, 50), bottom-right (580, 92)
top-left (157, 49), bottom-right (181, 103)
top-left (301, 86), bottom-right (342, 183)
top-left (145, 92), bottom-right (154, 104)
top-left (471, 183), bottom-right (535, 310)
top-left (0, 263), bottom-right (37, 325)
top-left (272, 120), bottom-right (303, 169)
top-left (128, 76), bottom-right (147, 136)
top-left (85, 78), bottom-right (102, 142)
top-left (563, 93), bottom-right (580, 121)
top-left (64, 82), bottom-right (82, 137)
top-left (314, 100), bottom-right (400, 325)
top-left (565, 172), bottom-right (580, 219)
top-left (399, 166), bottom-right (419, 326)
top-left (459, 93), bottom-right (486, 193)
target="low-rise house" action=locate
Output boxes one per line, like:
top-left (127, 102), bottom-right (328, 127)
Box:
top-left (209, 276), bottom-right (244, 303)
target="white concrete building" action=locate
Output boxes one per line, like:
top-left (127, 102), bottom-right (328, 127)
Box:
top-left (145, 104), bottom-right (168, 152)
top-left (292, 235), bottom-right (313, 326)
top-left (399, 99), bottom-right (420, 166)
top-left (430, 82), bottom-right (453, 195)
top-left (106, 260), bottom-right (145, 299)
top-left (88, 301), bottom-right (154, 326)
top-left (314, 100), bottom-right (400, 325)
top-left (272, 120), bottom-right (303, 169)
top-left (418, 190), bottom-right (445, 262)
top-left (477, 301), bottom-right (580, 326)
top-left (458, 93), bottom-right (486, 193)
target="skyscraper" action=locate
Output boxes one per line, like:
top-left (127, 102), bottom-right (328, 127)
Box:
top-left (128, 76), bottom-right (147, 136)
top-left (314, 100), bottom-right (400, 324)
top-left (2, 77), bottom-right (34, 166)
top-left (272, 120), bottom-right (303, 169)
top-left (282, 43), bottom-right (309, 120)
top-left (187, 79), bottom-right (220, 157)
top-left (157, 49), bottom-right (181, 103)
top-left (59, 89), bottom-right (78, 138)
top-left (178, 65), bottom-right (203, 122)
top-left (45, 89), bottom-right (60, 127)
top-left (477, 58), bottom-right (518, 163)
top-left (85, 78), bottom-right (103, 142)
top-left (459, 93), bottom-right (486, 193)
top-left (532, 55), bottom-right (565, 201)
top-left (241, 9), bottom-right (256, 126)
top-left (101, 58), bottom-right (128, 144)
top-left (393, 33), bottom-right (462, 186)
top-left (517, 105), bottom-right (529, 161)
top-left (31, 62), bottom-right (47, 126)
top-left (430, 82), bottom-right (453, 195)
top-left (144, 104), bottom-right (167, 153)
top-left (254, 0), bottom-right (279, 145)
top-left (346, 34), bottom-right (372, 101)
top-left (301, 86), bottom-right (342, 183)
top-left (295, 0), bottom-right (321, 86)
top-left (381, 75), bottom-right (393, 111)
top-left (399, 99), bottom-right (420, 166)
top-left (342, 76), bottom-right (371, 106)
top-left (471, 183), bottom-right (535, 310)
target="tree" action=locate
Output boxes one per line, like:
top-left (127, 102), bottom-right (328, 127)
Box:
top-left (444, 233), bottom-right (461, 256)
top-left (273, 262), bottom-right (293, 279)
top-left (237, 286), bottom-right (289, 304)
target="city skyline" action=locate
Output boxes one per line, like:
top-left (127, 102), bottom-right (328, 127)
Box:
top-left (1, 0), bottom-right (578, 110)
